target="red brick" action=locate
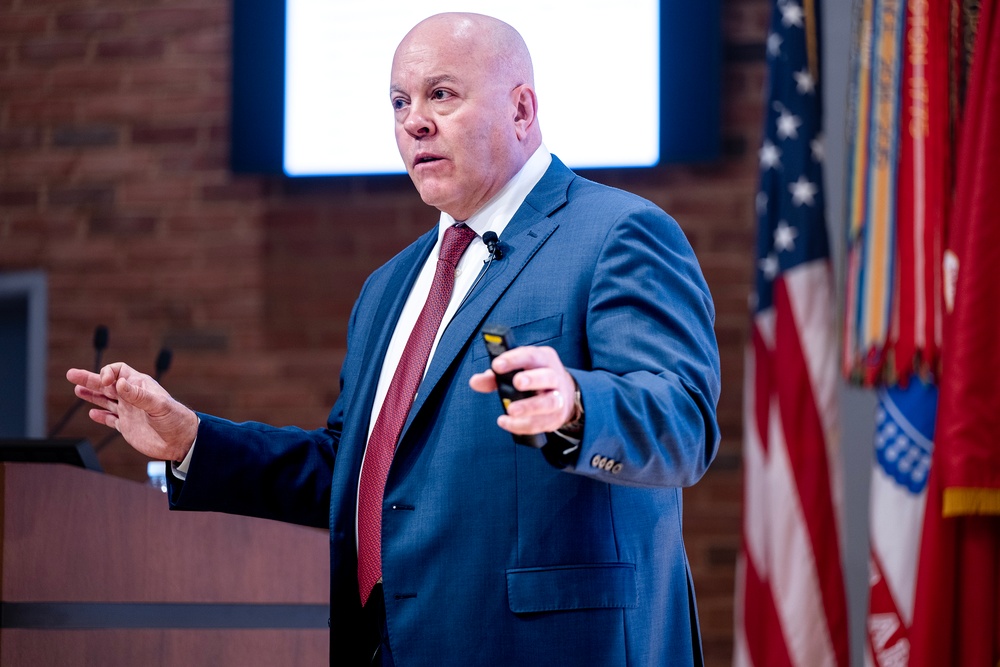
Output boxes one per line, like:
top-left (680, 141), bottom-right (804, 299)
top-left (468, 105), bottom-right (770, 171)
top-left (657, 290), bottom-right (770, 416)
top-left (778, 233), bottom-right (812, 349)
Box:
top-left (69, 151), bottom-right (157, 180)
top-left (130, 124), bottom-right (198, 145)
top-left (56, 9), bottom-right (125, 31)
top-left (89, 213), bottom-right (157, 236)
top-left (77, 94), bottom-right (158, 122)
top-left (207, 123), bottom-right (227, 142)
top-left (118, 179), bottom-right (195, 205)
top-left (19, 38), bottom-right (87, 62)
top-left (2, 212), bottom-right (80, 236)
top-left (0, 188), bottom-right (40, 207)
top-left (49, 65), bottom-right (124, 91)
top-left (48, 185), bottom-right (116, 207)
top-left (201, 181), bottom-right (264, 202)
top-left (132, 8), bottom-right (225, 34)
top-left (52, 124), bottom-right (120, 147)
top-left (150, 94), bottom-right (227, 117)
top-left (0, 127), bottom-right (42, 149)
top-left (723, 0), bottom-right (771, 43)
top-left (127, 63), bottom-right (220, 90)
top-left (6, 98), bottom-right (79, 123)
top-left (0, 238), bottom-right (44, 264)
top-left (81, 94), bottom-right (225, 121)
top-left (0, 13), bottom-right (49, 35)
top-left (1, 153), bottom-right (77, 182)
top-left (163, 212), bottom-right (248, 235)
top-left (158, 148), bottom-right (228, 172)
top-left (95, 37), bottom-right (165, 60)
top-left (173, 27), bottom-right (228, 56)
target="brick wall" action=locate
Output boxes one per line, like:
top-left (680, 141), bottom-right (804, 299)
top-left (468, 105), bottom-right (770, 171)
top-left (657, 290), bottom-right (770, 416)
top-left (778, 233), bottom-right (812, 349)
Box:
top-left (0, 1), bottom-right (769, 663)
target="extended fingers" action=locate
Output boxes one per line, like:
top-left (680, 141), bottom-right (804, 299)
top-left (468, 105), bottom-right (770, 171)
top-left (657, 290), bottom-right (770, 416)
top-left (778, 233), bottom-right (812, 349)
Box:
top-left (498, 389), bottom-right (568, 435)
top-left (74, 384), bottom-right (118, 412)
top-left (502, 387), bottom-right (566, 418)
top-left (509, 366), bottom-right (563, 393)
top-left (66, 368), bottom-right (107, 394)
top-left (87, 408), bottom-right (119, 430)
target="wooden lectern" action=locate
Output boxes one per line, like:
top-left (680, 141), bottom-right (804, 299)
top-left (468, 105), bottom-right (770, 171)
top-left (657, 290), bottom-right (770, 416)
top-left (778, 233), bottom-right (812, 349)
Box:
top-left (0, 462), bottom-right (331, 666)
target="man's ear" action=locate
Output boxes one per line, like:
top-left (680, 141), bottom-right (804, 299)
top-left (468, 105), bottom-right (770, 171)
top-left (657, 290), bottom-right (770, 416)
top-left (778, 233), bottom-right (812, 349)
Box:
top-left (512, 84), bottom-right (538, 140)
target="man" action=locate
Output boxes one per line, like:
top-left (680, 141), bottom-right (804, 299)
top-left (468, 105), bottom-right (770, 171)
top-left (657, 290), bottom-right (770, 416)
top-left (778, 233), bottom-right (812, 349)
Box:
top-left (68, 13), bottom-right (720, 666)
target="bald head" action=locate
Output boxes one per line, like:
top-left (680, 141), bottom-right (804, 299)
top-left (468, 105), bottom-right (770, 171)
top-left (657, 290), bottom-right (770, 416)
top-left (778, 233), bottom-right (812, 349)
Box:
top-left (397, 13), bottom-right (535, 91)
top-left (389, 13), bottom-right (543, 220)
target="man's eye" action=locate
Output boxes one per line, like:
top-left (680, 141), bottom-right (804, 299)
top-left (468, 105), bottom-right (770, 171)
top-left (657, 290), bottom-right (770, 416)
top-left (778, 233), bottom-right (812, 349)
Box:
top-left (392, 98), bottom-right (408, 110)
top-left (431, 89), bottom-right (451, 100)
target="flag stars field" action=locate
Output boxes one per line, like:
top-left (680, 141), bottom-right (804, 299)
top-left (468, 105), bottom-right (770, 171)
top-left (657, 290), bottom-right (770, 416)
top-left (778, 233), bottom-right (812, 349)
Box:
top-left (789, 175), bottom-right (818, 206)
top-left (794, 68), bottom-right (816, 94)
top-left (768, 31), bottom-right (783, 57)
top-left (758, 253), bottom-right (780, 281)
top-left (759, 139), bottom-right (782, 170)
top-left (780, 1), bottom-right (805, 28)
top-left (776, 106), bottom-right (803, 139)
top-left (811, 136), bottom-right (825, 163)
top-left (774, 221), bottom-right (799, 252)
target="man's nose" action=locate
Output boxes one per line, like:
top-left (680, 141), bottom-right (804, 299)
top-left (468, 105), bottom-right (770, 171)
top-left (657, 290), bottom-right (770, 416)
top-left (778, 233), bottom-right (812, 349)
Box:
top-left (403, 101), bottom-right (434, 138)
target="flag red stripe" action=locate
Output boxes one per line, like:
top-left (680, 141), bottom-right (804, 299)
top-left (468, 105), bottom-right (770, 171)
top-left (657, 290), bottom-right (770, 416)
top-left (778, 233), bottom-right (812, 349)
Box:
top-left (740, 539), bottom-right (795, 667)
top-left (772, 278), bottom-right (850, 666)
top-left (866, 547), bottom-right (910, 664)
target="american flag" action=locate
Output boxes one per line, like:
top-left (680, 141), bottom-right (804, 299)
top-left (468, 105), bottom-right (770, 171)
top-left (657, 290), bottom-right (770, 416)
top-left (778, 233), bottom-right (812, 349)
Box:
top-left (733, 1), bottom-right (849, 666)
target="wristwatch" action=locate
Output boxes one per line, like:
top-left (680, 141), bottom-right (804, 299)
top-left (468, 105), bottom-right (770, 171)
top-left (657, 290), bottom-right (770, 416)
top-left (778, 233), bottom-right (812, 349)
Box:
top-left (559, 381), bottom-right (585, 435)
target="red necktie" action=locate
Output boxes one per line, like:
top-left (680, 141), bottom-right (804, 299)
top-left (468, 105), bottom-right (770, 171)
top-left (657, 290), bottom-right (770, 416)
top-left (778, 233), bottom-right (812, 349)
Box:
top-left (357, 223), bottom-right (477, 605)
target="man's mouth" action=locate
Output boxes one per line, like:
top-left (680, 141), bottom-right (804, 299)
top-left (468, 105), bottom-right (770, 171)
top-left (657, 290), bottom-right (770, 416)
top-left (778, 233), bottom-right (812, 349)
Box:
top-left (414, 154), bottom-right (444, 167)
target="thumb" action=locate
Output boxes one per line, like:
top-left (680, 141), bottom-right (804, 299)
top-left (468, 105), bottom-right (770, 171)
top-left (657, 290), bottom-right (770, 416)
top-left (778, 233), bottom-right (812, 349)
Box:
top-left (469, 369), bottom-right (498, 393)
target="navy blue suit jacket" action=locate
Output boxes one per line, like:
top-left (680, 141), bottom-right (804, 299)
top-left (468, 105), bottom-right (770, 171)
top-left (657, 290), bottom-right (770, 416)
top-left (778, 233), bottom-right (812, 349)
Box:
top-left (170, 157), bottom-right (721, 666)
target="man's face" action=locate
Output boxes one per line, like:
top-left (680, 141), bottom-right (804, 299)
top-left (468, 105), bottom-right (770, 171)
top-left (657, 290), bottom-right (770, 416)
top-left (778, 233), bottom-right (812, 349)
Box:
top-left (390, 25), bottom-right (522, 221)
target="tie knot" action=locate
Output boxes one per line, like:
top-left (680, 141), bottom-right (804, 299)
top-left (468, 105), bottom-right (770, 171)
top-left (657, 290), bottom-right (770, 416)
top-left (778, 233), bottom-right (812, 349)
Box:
top-left (439, 223), bottom-right (477, 268)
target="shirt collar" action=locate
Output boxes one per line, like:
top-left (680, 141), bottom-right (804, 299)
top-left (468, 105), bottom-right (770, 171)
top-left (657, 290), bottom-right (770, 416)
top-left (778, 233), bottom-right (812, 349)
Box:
top-left (437, 144), bottom-right (552, 240)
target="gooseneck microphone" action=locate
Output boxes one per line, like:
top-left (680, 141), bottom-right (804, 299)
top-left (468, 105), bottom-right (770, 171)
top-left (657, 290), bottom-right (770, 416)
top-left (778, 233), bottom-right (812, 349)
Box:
top-left (49, 325), bottom-right (109, 438)
top-left (93, 325), bottom-right (109, 369)
top-left (154, 348), bottom-right (173, 382)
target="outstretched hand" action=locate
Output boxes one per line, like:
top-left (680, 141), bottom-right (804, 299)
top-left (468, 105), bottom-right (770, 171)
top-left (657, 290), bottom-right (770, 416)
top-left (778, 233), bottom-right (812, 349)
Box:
top-left (469, 345), bottom-right (578, 435)
top-left (66, 362), bottom-right (198, 463)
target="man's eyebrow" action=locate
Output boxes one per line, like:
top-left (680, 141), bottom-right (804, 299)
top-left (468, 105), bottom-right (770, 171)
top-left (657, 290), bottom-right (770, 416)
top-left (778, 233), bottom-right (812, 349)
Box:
top-left (389, 75), bottom-right (460, 95)
top-left (424, 75), bottom-right (459, 87)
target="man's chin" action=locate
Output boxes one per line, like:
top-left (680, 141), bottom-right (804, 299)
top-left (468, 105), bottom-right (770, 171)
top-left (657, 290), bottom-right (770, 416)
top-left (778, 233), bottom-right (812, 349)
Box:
top-left (414, 184), bottom-right (454, 215)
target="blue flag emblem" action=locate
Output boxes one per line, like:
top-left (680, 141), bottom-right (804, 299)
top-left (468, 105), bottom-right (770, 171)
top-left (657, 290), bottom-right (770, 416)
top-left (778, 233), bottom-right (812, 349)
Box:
top-left (874, 380), bottom-right (937, 494)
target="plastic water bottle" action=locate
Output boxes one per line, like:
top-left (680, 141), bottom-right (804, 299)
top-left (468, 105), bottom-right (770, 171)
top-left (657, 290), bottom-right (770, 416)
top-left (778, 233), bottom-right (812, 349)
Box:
top-left (146, 460), bottom-right (167, 493)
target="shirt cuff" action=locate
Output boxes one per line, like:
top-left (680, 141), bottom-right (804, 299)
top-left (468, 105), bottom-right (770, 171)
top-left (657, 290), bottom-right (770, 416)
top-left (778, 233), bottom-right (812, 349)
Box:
top-left (170, 425), bottom-right (199, 480)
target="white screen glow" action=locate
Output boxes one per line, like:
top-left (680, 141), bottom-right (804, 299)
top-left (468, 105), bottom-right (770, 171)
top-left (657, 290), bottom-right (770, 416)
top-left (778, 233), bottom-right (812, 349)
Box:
top-left (283, 1), bottom-right (660, 176)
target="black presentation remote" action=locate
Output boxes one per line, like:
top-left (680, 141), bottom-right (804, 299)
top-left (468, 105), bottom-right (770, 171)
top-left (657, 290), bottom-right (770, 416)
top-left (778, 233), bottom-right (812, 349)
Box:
top-left (481, 324), bottom-right (547, 448)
